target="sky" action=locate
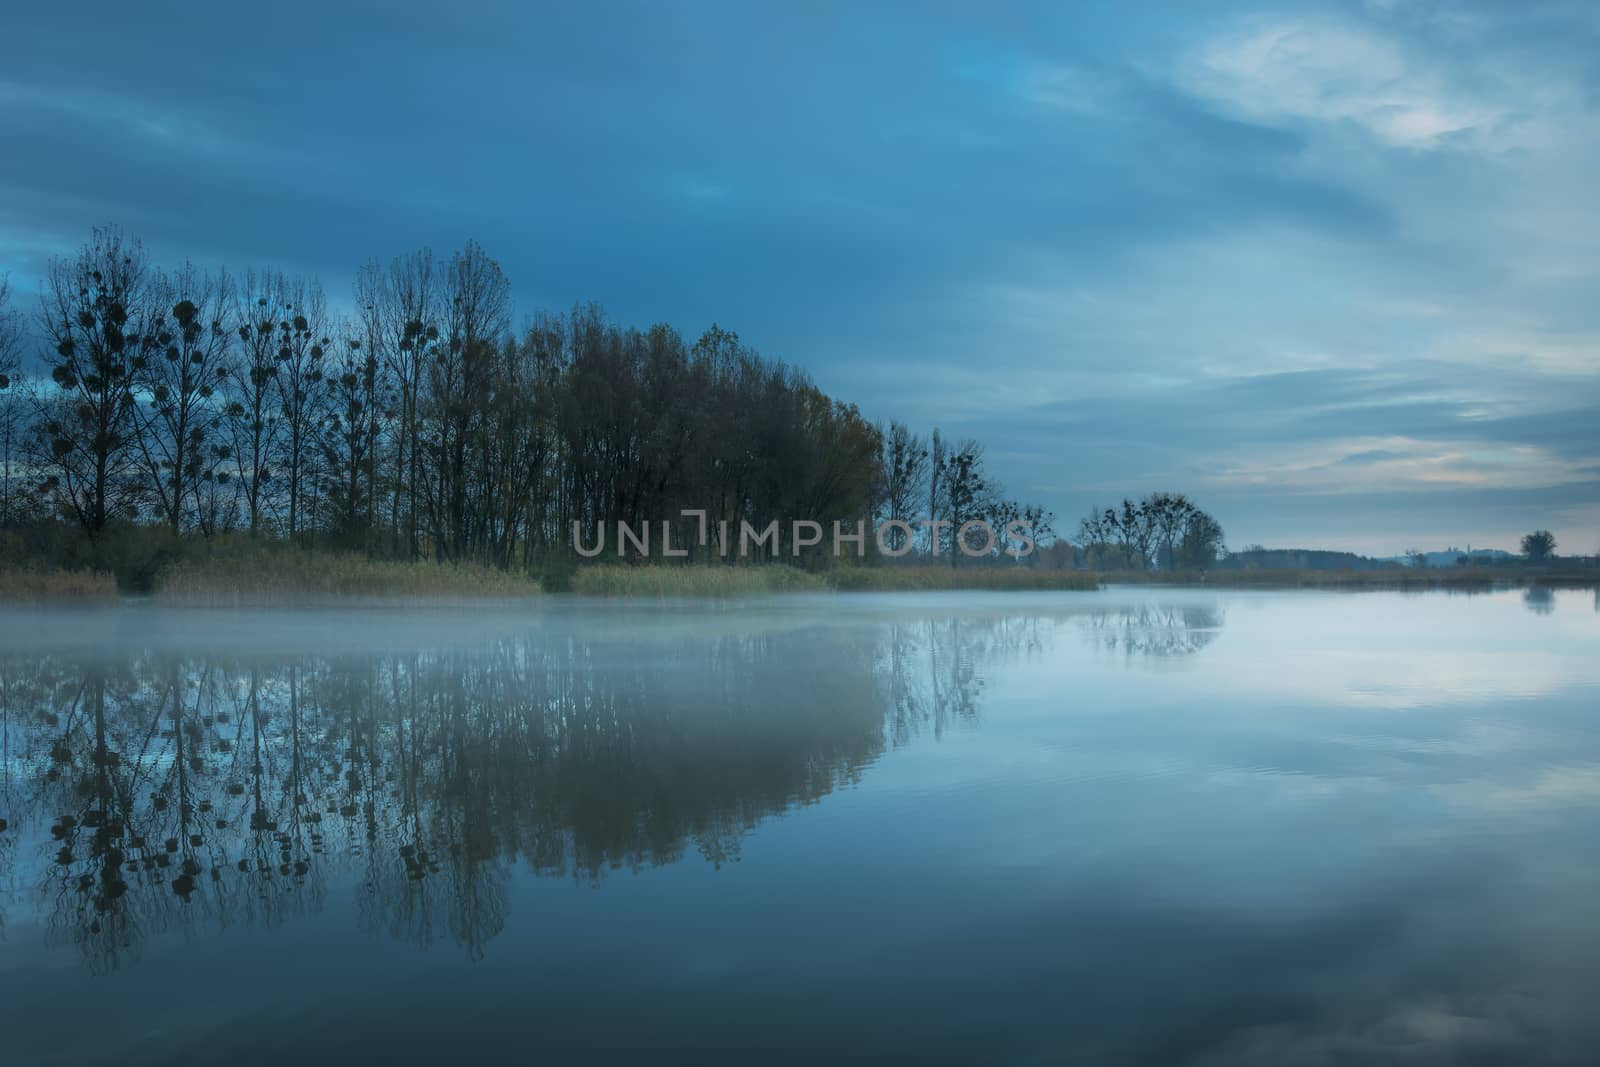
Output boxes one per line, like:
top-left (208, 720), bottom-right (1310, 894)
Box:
top-left (1, 0), bottom-right (1597, 555)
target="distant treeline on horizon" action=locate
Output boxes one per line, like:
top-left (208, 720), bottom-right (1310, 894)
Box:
top-left (2, 228), bottom-right (1576, 582)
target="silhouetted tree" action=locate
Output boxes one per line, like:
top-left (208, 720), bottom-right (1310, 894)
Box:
top-left (35, 228), bottom-right (154, 534)
top-left (228, 270), bottom-right (291, 535)
top-left (879, 421), bottom-right (928, 555)
top-left (1145, 492), bottom-right (1197, 570)
top-left (1078, 493), bottom-right (1222, 571)
top-left (133, 264), bottom-right (234, 532)
top-left (1522, 529), bottom-right (1557, 563)
top-left (1176, 509), bottom-right (1225, 568)
top-left (940, 439), bottom-right (996, 565)
top-left (319, 330), bottom-right (381, 546)
top-left (357, 251), bottom-right (439, 560)
top-left (273, 278), bottom-right (330, 543)
top-left (13, 226), bottom-right (1061, 572)
top-left (427, 240), bottom-right (510, 562)
top-left (0, 276), bottom-right (24, 525)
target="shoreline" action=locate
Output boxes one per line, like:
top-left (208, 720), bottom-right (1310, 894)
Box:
top-left (3, 561), bottom-right (1596, 605)
top-left (1099, 568), bottom-right (1600, 591)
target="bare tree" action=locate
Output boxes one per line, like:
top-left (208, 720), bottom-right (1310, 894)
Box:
top-left (0, 276), bottom-right (23, 525)
top-left (1079, 494), bottom-right (1220, 570)
top-left (1145, 492), bottom-right (1198, 570)
top-left (228, 271), bottom-right (291, 535)
top-left (273, 278), bottom-right (330, 543)
top-left (940, 439), bottom-right (995, 565)
top-left (10, 225), bottom-right (1065, 578)
top-left (878, 420), bottom-right (928, 555)
top-left (358, 250), bottom-right (439, 560)
top-left (426, 241), bottom-right (509, 561)
top-left (133, 264), bottom-right (234, 532)
top-left (35, 227), bottom-right (155, 535)
top-left (1009, 501), bottom-right (1056, 564)
top-left (318, 327), bottom-right (382, 547)
top-left (1176, 509), bottom-right (1224, 568)
top-left (0, 275), bottom-right (18, 389)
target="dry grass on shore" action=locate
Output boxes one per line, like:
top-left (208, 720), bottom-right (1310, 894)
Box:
top-left (570, 563), bottom-right (1099, 597)
top-left (826, 566), bottom-right (1099, 592)
top-left (0, 567), bottom-right (120, 602)
top-left (571, 564), bottom-right (828, 597)
top-left (16, 551), bottom-right (1586, 605)
top-left (152, 551), bottom-right (541, 604)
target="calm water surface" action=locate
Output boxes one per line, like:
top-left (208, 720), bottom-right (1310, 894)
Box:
top-left (1, 588), bottom-right (1597, 1065)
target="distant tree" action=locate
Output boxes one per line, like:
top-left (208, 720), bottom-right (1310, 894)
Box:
top-left (228, 271), bottom-right (291, 535)
top-left (940, 439), bottom-right (995, 565)
top-left (482, 333), bottom-right (553, 568)
top-left (35, 227), bottom-right (155, 535)
top-left (926, 428), bottom-right (945, 556)
top-left (1076, 506), bottom-right (1136, 569)
top-left (1521, 529), bottom-right (1557, 563)
top-left (1144, 492), bottom-right (1198, 569)
top-left (1020, 502), bottom-right (1056, 559)
top-left (1078, 493), bottom-right (1221, 571)
top-left (1076, 508), bottom-right (1113, 552)
top-left (273, 278), bottom-right (330, 543)
top-left (0, 275), bottom-right (23, 526)
top-left (428, 240), bottom-right (510, 562)
top-left (878, 420), bottom-right (928, 554)
top-left (318, 330), bottom-right (381, 546)
top-left (133, 264), bottom-right (234, 532)
top-left (986, 499), bottom-right (1054, 564)
top-left (0, 274), bottom-right (17, 390)
top-left (7, 224), bottom-right (1066, 576)
top-left (1118, 498), bottom-right (1156, 568)
top-left (357, 250), bottom-right (439, 560)
top-left (1175, 509), bottom-right (1225, 568)
top-left (1034, 539), bottom-right (1078, 570)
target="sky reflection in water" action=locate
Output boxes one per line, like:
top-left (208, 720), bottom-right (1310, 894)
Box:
top-left (1, 588), bottom-right (1597, 1065)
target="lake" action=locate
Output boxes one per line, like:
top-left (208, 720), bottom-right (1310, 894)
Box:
top-left (1, 587), bottom-right (1597, 1065)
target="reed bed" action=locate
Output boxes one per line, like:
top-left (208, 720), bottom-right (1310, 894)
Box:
top-left (154, 551), bottom-right (540, 604)
top-left (0, 567), bottom-right (120, 602)
top-left (571, 564), bottom-right (828, 597)
top-left (826, 566), bottom-right (1099, 592)
top-left (571, 564), bottom-right (1098, 597)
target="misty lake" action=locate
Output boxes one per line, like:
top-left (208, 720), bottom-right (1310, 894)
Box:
top-left (1, 587), bottom-right (1598, 1065)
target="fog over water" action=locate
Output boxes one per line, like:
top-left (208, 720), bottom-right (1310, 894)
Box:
top-left (1, 589), bottom-right (1598, 1065)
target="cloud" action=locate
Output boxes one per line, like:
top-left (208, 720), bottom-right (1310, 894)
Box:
top-left (1334, 449), bottom-right (1410, 466)
top-left (1175, 16), bottom-right (1509, 149)
top-left (0, 1), bottom-right (1595, 554)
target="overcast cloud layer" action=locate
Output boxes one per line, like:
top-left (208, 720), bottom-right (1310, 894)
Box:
top-left (2, 0), bottom-right (1596, 554)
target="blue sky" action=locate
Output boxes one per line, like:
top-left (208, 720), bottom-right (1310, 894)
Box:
top-left (2, 0), bottom-right (1596, 554)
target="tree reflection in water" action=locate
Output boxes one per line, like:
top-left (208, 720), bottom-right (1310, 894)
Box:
top-left (1524, 586), bottom-right (1556, 615)
top-left (1076, 602), bottom-right (1223, 659)
top-left (0, 601), bottom-right (1220, 971)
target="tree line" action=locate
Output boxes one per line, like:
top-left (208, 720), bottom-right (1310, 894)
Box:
top-left (1075, 491), bottom-right (1226, 571)
top-left (0, 227), bottom-right (1056, 571)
